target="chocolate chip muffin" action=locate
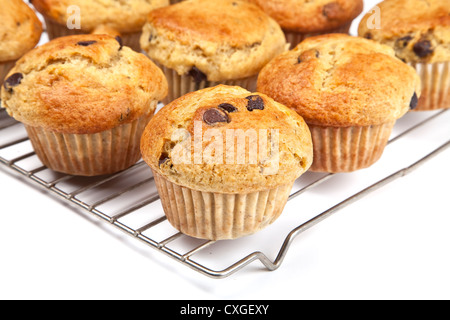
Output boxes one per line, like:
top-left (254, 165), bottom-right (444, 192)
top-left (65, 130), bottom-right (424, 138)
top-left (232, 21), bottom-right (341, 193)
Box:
top-left (140, 85), bottom-right (313, 240)
top-left (0, 0), bottom-right (42, 87)
top-left (140, 0), bottom-right (288, 104)
top-left (31, 0), bottom-right (169, 52)
top-left (1, 34), bottom-right (168, 176)
top-left (257, 34), bottom-right (421, 173)
top-left (359, 0), bottom-right (450, 111)
top-left (246, 0), bottom-right (363, 48)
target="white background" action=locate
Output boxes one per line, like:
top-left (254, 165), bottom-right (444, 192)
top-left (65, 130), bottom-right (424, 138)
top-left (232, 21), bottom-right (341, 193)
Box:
top-left (1, 0), bottom-right (449, 300)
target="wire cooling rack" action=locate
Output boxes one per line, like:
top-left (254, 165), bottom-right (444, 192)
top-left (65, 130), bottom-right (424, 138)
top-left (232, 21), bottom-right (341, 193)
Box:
top-left (0, 106), bottom-right (449, 278)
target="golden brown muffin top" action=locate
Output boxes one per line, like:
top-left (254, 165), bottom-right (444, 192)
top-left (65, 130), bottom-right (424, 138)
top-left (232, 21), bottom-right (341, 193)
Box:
top-left (140, 0), bottom-right (287, 82)
top-left (257, 34), bottom-right (422, 127)
top-left (0, 0), bottom-right (43, 62)
top-left (32, 0), bottom-right (169, 33)
top-left (1, 34), bottom-right (168, 134)
top-left (140, 85), bottom-right (313, 193)
top-left (245, 0), bottom-right (363, 33)
top-left (358, 0), bottom-right (450, 63)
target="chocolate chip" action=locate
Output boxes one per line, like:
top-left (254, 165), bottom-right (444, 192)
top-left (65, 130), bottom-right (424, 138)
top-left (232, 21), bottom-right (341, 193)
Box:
top-left (203, 108), bottom-right (230, 125)
top-left (76, 40), bottom-right (97, 46)
top-left (245, 95), bottom-right (264, 111)
top-left (159, 152), bottom-right (170, 166)
top-left (363, 32), bottom-right (373, 40)
top-left (296, 50), bottom-right (319, 64)
top-left (410, 92), bottom-right (419, 110)
top-left (218, 103), bottom-right (238, 113)
top-left (188, 66), bottom-right (207, 83)
top-left (413, 40), bottom-right (433, 58)
top-left (249, 42), bottom-right (261, 49)
top-left (322, 2), bottom-right (340, 19)
top-left (3, 73), bottom-right (23, 92)
top-left (396, 35), bottom-right (413, 48)
top-left (115, 36), bottom-right (123, 50)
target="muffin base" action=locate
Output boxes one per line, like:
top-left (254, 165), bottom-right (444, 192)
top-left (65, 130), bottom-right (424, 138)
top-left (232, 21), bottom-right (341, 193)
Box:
top-left (0, 60), bottom-right (17, 87)
top-left (43, 17), bottom-right (142, 52)
top-left (25, 110), bottom-right (155, 176)
top-left (155, 62), bottom-right (258, 104)
top-left (284, 22), bottom-right (352, 49)
top-left (153, 171), bottom-right (294, 240)
top-left (308, 121), bottom-right (395, 173)
top-left (409, 61), bottom-right (450, 111)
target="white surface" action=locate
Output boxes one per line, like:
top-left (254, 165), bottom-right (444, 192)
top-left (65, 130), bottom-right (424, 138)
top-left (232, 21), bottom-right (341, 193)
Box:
top-left (1, 0), bottom-right (450, 300)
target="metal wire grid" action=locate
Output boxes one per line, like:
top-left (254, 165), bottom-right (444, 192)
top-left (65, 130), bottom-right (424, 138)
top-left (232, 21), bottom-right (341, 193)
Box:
top-left (0, 107), bottom-right (449, 278)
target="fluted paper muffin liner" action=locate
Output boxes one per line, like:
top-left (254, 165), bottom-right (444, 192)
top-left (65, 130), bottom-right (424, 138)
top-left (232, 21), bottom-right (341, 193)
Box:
top-left (409, 61), bottom-right (450, 111)
top-left (43, 17), bottom-right (143, 52)
top-left (153, 171), bottom-right (294, 240)
top-left (25, 108), bottom-right (155, 176)
top-left (155, 62), bottom-right (258, 104)
top-left (284, 22), bottom-right (352, 49)
top-left (0, 60), bottom-right (17, 87)
top-left (308, 121), bottom-right (395, 173)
